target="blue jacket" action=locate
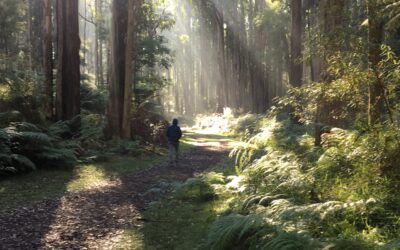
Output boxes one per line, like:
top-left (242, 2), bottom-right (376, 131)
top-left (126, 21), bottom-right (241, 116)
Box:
top-left (166, 124), bottom-right (182, 143)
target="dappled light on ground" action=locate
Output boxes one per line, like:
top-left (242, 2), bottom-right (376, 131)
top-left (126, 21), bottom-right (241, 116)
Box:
top-left (67, 164), bottom-right (114, 190)
top-left (0, 129), bottom-right (233, 249)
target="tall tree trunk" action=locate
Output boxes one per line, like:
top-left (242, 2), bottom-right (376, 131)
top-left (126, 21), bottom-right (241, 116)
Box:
top-left (107, 0), bottom-right (127, 138)
top-left (43, 0), bottom-right (53, 120)
top-left (238, 0), bottom-right (248, 111)
top-left (56, 0), bottom-right (81, 121)
top-left (213, 1), bottom-right (226, 112)
top-left (83, 0), bottom-right (87, 74)
top-left (368, 0), bottom-right (384, 125)
top-left (290, 0), bottom-right (303, 87)
top-left (95, 0), bottom-right (100, 86)
top-left (174, 67), bottom-right (180, 113)
top-left (248, 0), bottom-right (255, 112)
top-left (97, 0), bottom-right (104, 87)
top-left (289, 0), bottom-right (303, 122)
top-left (121, 0), bottom-right (140, 139)
top-left (27, 0), bottom-right (33, 72)
top-left (253, 0), bottom-right (267, 113)
top-left (314, 0), bottom-right (345, 146)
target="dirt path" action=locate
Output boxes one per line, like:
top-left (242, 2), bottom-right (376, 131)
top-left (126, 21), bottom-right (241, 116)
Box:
top-left (0, 135), bottom-right (232, 249)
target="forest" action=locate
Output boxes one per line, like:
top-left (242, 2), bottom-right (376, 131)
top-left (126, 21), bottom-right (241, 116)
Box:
top-left (1, 0), bottom-right (400, 249)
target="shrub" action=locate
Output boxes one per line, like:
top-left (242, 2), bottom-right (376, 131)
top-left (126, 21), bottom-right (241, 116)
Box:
top-left (0, 122), bottom-right (77, 176)
top-left (80, 83), bottom-right (107, 114)
top-left (175, 178), bottom-right (216, 202)
top-left (130, 107), bottom-right (169, 146)
top-left (218, 113), bottom-right (400, 248)
top-left (205, 213), bottom-right (265, 250)
top-left (261, 231), bottom-right (316, 250)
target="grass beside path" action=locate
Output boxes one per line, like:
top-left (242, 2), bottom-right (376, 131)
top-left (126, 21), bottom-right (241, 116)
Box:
top-left (0, 129), bottom-right (229, 212)
top-left (0, 154), bottom-right (163, 212)
top-left (0, 137), bottom-right (199, 212)
top-left (117, 158), bottom-right (236, 250)
top-left (0, 128), bottom-right (238, 249)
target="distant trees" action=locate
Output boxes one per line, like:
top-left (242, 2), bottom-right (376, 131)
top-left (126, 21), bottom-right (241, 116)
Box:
top-left (162, 0), bottom-right (398, 146)
top-left (1, 0), bottom-right (400, 145)
top-left (0, 0), bottom-right (25, 71)
top-left (167, 0), bottom-right (290, 115)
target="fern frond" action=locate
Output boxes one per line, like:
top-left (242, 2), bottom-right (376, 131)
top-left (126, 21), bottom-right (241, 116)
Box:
top-left (17, 131), bottom-right (52, 145)
top-left (322, 238), bottom-right (375, 250)
top-left (175, 178), bottom-right (216, 201)
top-left (0, 128), bottom-right (9, 140)
top-left (34, 147), bottom-right (76, 162)
top-left (48, 120), bottom-right (71, 138)
top-left (206, 213), bottom-right (265, 250)
top-left (8, 122), bottom-right (41, 132)
top-left (382, 239), bottom-right (400, 250)
top-left (11, 154), bottom-right (36, 171)
top-left (262, 231), bottom-right (316, 250)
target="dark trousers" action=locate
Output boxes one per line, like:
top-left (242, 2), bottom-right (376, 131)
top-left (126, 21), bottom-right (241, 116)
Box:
top-left (168, 141), bottom-right (179, 165)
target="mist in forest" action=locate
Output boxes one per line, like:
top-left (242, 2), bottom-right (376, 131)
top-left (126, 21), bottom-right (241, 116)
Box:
top-left (73, 0), bottom-right (290, 117)
top-left (159, 0), bottom-right (290, 116)
top-left (3, 0), bottom-right (400, 248)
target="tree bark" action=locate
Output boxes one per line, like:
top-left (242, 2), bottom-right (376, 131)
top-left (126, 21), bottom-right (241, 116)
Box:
top-left (121, 0), bottom-right (139, 139)
top-left (107, 0), bottom-right (127, 138)
top-left (314, 0), bottom-right (345, 146)
top-left (94, 0), bottom-right (99, 87)
top-left (215, 1), bottom-right (227, 111)
top-left (43, 0), bottom-right (53, 120)
top-left (56, 0), bottom-right (81, 121)
top-left (27, 0), bottom-right (33, 72)
top-left (367, 0), bottom-right (384, 125)
top-left (290, 0), bottom-right (303, 87)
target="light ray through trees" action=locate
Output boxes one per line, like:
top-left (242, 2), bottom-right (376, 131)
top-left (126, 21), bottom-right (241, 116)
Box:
top-left (161, 0), bottom-right (290, 116)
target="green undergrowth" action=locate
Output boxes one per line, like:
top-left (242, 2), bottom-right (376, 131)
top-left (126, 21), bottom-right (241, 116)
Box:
top-left (200, 113), bottom-right (400, 250)
top-left (118, 157), bottom-right (236, 250)
top-left (0, 134), bottom-right (198, 212)
top-left (0, 153), bottom-right (167, 212)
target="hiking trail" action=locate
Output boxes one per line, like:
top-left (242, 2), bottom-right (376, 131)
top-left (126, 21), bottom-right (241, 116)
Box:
top-left (0, 130), bottom-right (234, 249)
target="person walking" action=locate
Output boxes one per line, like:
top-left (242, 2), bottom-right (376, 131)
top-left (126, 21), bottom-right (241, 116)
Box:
top-left (166, 118), bottom-right (182, 166)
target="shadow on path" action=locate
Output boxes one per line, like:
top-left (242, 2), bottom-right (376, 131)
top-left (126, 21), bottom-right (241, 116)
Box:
top-left (0, 136), bottom-right (231, 249)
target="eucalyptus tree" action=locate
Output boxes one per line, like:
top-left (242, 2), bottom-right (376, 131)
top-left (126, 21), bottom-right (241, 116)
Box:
top-left (367, 0), bottom-right (385, 125)
top-left (43, 0), bottom-right (53, 119)
top-left (290, 0), bottom-right (303, 88)
top-left (56, 0), bottom-right (81, 121)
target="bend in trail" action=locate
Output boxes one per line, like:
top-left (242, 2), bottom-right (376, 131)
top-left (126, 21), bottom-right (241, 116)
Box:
top-left (0, 129), bottom-right (233, 249)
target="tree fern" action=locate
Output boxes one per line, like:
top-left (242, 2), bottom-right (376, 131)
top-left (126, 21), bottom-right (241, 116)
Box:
top-left (48, 120), bottom-right (71, 139)
top-left (17, 131), bottom-right (52, 145)
top-left (33, 147), bottom-right (76, 168)
top-left (0, 122), bottom-right (77, 176)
